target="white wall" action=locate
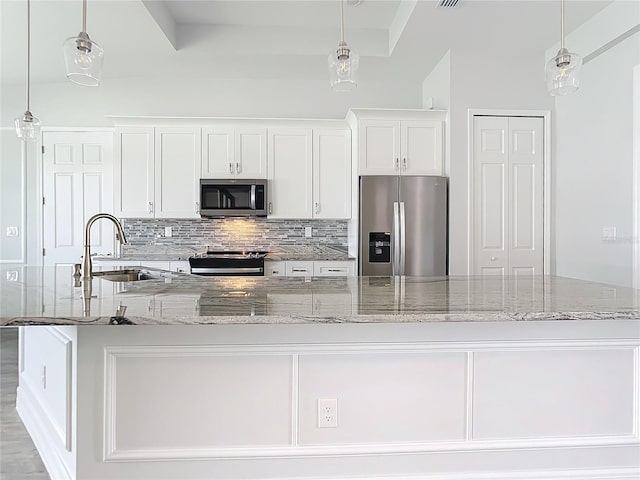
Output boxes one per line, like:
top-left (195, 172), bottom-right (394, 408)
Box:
top-left (1, 77), bottom-right (422, 128)
top-left (422, 51), bottom-right (450, 111)
top-left (554, 27), bottom-right (639, 287)
top-left (551, 0), bottom-right (640, 288)
top-left (0, 130), bottom-right (40, 264)
top-left (445, 48), bottom-right (553, 274)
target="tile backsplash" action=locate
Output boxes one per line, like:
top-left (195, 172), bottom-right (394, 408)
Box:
top-left (123, 218), bottom-right (348, 250)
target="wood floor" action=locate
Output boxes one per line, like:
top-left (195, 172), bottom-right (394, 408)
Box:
top-left (1, 328), bottom-right (50, 480)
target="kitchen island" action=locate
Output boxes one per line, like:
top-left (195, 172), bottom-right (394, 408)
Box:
top-left (2, 266), bottom-right (639, 480)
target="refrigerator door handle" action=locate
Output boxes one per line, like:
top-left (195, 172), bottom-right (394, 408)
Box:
top-left (393, 202), bottom-right (400, 276)
top-left (399, 201), bottom-right (406, 275)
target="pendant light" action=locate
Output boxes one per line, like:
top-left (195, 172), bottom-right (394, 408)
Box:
top-left (545, 0), bottom-right (582, 96)
top-left (15, 0), bottom-right (40, 142)
top-left (63, 0), bottom-right (103, 86)
top-left (328, 0), bottom-right (359, 92)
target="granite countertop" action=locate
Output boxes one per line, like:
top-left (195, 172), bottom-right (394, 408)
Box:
top-left (1, 266), bottom-right (639, 326)
top-left (93, 245), bottom-right (353, 262)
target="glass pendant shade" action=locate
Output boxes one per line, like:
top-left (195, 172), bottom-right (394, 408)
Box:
top-left (63, 31), bottom-right (104, 86)
top-left (14, 111), bottom-right (41, 141)
top-left (545, 47), bottom-right (582, 96)
top-left (328, 43), bottom-right (359, 92)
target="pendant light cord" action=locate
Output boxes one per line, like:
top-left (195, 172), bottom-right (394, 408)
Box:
top-left (340, 0), bottom-right (345, 43)
top-left (26, 0), bottom-right (30, 112)
top-left (82, 0), bottom-right (87, 33)
top-left (560, 0), bottom-right (564, 50)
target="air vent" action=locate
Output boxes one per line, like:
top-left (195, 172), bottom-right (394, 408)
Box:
top-left (437, 0), bottom-right (460, 8)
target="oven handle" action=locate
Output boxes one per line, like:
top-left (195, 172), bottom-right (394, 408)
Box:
top-left (191, 267), bottom-right (264, 275)
top-left (250, 185), bottom-right (256, 210)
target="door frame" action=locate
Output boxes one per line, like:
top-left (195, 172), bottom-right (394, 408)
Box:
top-left (633, 65), bottom-right (640, 290)
top-left (467, 109), bottom-right (552, 275)
top-left (38, 127), bottom-right (115, 267)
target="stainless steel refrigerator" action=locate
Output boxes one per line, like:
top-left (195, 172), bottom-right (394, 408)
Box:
top-left (359, 176), bottom-right (447, 276)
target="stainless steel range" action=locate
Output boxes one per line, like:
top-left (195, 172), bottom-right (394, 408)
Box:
top-left (188, 251), bottom-right (268, 276)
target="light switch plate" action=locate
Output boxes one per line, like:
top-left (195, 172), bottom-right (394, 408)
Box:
top-left (602, 226), bottom-right (616, 241)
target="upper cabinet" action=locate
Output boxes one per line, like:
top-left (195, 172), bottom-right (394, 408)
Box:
top-left (313, 129), bottom-right (351, 219)
top-left (267, 128), bottom-right (313, 219)
top-left (201, 126), bottom-right (267, 179)
top-left (348, 110), bottom-right (445, 176)
top-left (115, 127), bottom-right (201, 218)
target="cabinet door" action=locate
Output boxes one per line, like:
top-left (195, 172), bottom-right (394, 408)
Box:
top-left (313, 129), bottom-right (351, 219)
top-left (401, 120), bottom-right (443, 175)
top-left (358, 119), bottom-right (400, 175)
top-left (115, 127), bottom-right (155, 218)
top-left (202, 126), bottom-right (235, 179)
top-left (235, 127), bottom-right (267, 179)
top-left (267, 128), bottom-right (313, 219)
top-left (154, 127), bottom-right (201, 219)
top-left (265, 261), bottom-right (286, 277)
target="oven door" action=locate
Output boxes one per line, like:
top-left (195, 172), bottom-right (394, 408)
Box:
top-left (200, 179), bottom-right (267, 217)
top-left (189, 257), bottom-right (265, 276)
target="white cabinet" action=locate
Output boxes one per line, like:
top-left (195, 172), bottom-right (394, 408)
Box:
top-left (265, 260), bottom-right (355, 277)
top-left (351, 113), bottom-right (444, 176)
top-left (313, 261), bottom-right (354, 277)
top-left (265, 261), bottom-right (286, 277)
top-left (115, 127), bottom-right (201, 219)
top-left (313, 129), bottom-right (351, 219)
top-left (115, 127), bottom-right (155, 218)
top-left (267, 128), bottom-right (313, 219)
top-left (202, 126), bottom-right (267, 179)
top-left (286, 261), bottom-right (314, 277)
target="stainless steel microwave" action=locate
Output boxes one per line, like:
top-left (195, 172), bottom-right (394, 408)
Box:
top-left (199, 179), bottom-right (267, 217)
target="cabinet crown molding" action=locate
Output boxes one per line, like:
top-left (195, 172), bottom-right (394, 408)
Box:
top-left (106, 115), bottom-right (348, 129)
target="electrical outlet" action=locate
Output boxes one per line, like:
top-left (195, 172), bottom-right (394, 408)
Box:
top-left (602, 226), bottom-right (616, 242)
top-left (305, 226), bottom-right (312, 238)
top-left (317, 398), bottom-right (338, 428)
top-left (6, 226), bottom-right (18, 237)
top-left (164, 226), bottom-right (173, 237)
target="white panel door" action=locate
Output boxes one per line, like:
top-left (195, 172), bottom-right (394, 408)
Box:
top-left (154, 127), bottom-right (201, 219)
top-left (235, 127), bottom-right (267, 178)
top-left (114, 127), bottom-right (154, 218)
top-left (401, 120), bottom-right (443, 175)
top-left (201, 126), bottom-right (234, 179)
top-left (473, 116), bottom-right (509, 275)
top-left (472, 116), bottom-right (544, 275)
top-left (43, 131), bottom-right (114, 266)
top-left (267, 128), bottom-right (312, 219)
top-left (508, 117), bottom-right (544, 275)
top-left (358, 119), bottom-right (400, 175)
top-left (313, 129), bottom-right (351, 219)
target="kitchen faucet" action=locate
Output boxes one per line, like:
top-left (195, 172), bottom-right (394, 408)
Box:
top-left (82, 213), bottom-right (127, 278)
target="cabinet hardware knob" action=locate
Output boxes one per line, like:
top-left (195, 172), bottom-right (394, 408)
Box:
top-left (403, 157), bottom-right (407, 170)
top-left (228, 163), bottom-right (233, 174)
top-left (491, 256), bottom-right (497, 261)
top-left (315, 202), bottom-right (320, 214)
top-left (195, 202), bottom-right (200, 214)
top-left (148, 202), bottom-right (153, 214)
top-left (395, 158), bottom-right (399, 171)
top-left (236, 162), bottom-right (240, 174)
top-left (268, 202), bottom-right (273, 214)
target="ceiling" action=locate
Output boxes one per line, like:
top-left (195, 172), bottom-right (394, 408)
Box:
top-left (1, 0), bottom-right (612, 87)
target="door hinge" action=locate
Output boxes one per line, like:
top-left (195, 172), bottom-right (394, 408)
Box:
top-left (42, 248), bottom-right (46, 256)
top-left (42, 196), bottom-right (45, 205)
top-left (41, 145), bottom-right (45, 154)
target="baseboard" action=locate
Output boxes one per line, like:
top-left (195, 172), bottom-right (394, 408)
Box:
top-left (16, 384), bottom-right (74, 480)
top-left (277, 468), bottom-right (640, 480)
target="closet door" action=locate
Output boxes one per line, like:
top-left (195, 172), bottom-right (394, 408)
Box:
top-left (472, 116), bottom-right (544, 276)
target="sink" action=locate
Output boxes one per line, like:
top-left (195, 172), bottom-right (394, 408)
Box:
top-left (92, 269), bottom-right (157, 282)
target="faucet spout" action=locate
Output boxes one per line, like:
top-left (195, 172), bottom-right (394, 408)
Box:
top-left (82, 213), bottom-right (127, 279)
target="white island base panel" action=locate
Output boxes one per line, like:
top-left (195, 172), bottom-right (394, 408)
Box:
top-left (16, 321), bottom-right (640, 480)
